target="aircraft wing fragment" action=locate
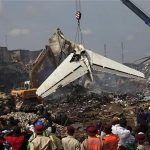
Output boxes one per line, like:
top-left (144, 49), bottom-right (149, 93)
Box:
top-left (87, 50), bottom-right (145, 80)
top-left (36, 53), bottom-right (91, 98)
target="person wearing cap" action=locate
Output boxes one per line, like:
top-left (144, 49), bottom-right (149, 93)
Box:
top-left (103, 123), bottom-right (119, 150)
top-left (28, 120), bottom-right (49, 142)
top-left (81, 125), bottom-right (104, 150)
top-left (62, 125), bottom-right (81, 150)
top-left (135, 131), bottom-right (150, 150)
top-left (28, 121), bottom-right (52, 150)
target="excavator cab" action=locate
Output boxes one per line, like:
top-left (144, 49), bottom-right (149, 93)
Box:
top-left (11, 81), bottom-right (36, 99)
top-left (24, 81), bottom-right (31, 89)
top-left (11, 81), bottom-right (39, 111)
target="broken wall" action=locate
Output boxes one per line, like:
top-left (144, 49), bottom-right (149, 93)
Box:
top-left (0, 47), bottom-right (10, 63)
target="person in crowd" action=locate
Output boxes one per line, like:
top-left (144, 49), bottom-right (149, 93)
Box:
top-left (136, 108), bottom-right (147, 133)
top-left (135, 132), bottom-right (150, 150)
top-left (0, 132), bottom-right (6, 149)
top-left (135, 130), bottom-right (150, 150)
top-left (62, 125), bottom-right (81, 150)
top-left (111, 117), bottom-right (120, 135)
top-left (28, 120), bottom-right (48, 142)
top-left (21, 123), bottom-right (35, 150)
top-left (5, 126), bottom-right (25, 150)
top-left (49, 125), bottom-right (63, 150)
top-left (103, 123), bottom-right (119, 150)
top-left (135, 131), bottom-right (145, 141)
top-left (28, 120), bottom-right (52, 150)
top-left (81, 125), bottom-right (104, 150)
top-left (112, 118), bottom-right (130, 148)
top-left (96, 121), bottom-right (105, 137)
top-left (125, 126), bottom-right (135, 150)
top-left (145, 106), bottom-right (150, 132)
top-left (0, 119), bottom-right (6, 130)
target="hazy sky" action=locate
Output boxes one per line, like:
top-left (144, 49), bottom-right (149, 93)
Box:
top-left (0, 0), bottom-right (150, 63)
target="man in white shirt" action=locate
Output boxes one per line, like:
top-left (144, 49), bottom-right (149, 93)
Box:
top-left (112, 117), bottom-right (130, 147)
top-left (112, 116), bottom-right (120, 135)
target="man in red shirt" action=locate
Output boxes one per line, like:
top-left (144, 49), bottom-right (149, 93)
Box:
top-left (103, 124), bottom-right (119, 150)
top-left (81, 125), bottom-right (104, 150)
top-left (5, 126), bottom-right (24, 150)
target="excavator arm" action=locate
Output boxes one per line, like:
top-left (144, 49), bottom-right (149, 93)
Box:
top-left (31, 46), bottom-right (57, 88)
top-left (31, 28), bottom-right (77, 88)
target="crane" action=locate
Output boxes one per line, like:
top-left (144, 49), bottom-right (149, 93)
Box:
top-left (120, 0), bottom-right (150, 27)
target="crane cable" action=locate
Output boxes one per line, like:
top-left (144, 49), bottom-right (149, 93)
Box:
top-left (75, 0), bottom-right (84, 45)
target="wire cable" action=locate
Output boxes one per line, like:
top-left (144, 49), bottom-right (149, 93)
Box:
top-left (74, 0), bottom-right (84, 45)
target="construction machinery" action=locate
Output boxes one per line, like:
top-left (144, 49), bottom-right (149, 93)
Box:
top-left (11, 81), bottom-right (39, 111)
top-left (10, 35), bottom-right (60, 110)
top-left (120, 0), bottom-right (150, 89)
top-left (11, 28), bottom-right (74, 110)
top-left (120, 0), bottom-right (150, 27)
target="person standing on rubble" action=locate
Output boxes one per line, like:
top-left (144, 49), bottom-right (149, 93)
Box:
top-left (81, 125), bottom-right (105, 150)
top-left (62, 126), bottom-right (81, 150)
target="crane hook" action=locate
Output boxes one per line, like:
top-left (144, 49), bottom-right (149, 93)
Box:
top-left (75, 11), bottom-right (82, 22)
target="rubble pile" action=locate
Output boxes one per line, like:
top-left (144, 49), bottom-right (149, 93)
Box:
top-left (45, 87), bottom-right (149, 126)
top-left (0, 112), bottom-right (39, 129)
top-left (0, 92), bottom-right (15, 115)
top-left (0, 85), bottom-right (150, 131)
top-left (0, 63), bottom-right (29, 92)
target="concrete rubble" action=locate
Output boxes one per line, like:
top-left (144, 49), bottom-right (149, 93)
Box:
top-left (1, 86), bottom-right (149, 129)
top-left (0, 112), bottom-right (39, 130)
top-left (0, 92), bottom-right (15, 115)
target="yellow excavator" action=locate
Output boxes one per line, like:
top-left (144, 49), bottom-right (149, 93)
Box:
top-left (11, 45), bottom-right (57, 111)
top-left (11, 28), bottom-right (76, 110)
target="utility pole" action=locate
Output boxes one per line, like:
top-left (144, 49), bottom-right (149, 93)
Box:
top-left (5, 34), bottom-right (8, 48)
top-left (121, 42), bottom-right (124, 64)
top-left (104, 43), bottom-right (107, 57)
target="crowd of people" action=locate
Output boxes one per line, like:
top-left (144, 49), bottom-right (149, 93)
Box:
top-left (0, 106), bottom-right (150, 150)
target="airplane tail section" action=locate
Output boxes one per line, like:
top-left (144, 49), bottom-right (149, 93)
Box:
top-left (36, 53), bottom-right (90, 98)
